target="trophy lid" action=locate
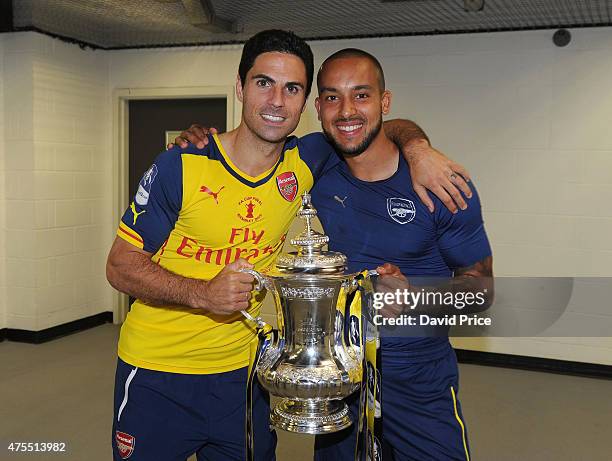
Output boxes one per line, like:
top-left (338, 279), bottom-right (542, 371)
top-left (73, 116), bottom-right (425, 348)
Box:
top-left (275, 193), bottom-right (347, 274)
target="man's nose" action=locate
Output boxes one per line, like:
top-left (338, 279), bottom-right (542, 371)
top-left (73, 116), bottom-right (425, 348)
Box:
top-left (340, 97), bottom-right (356, 118)
top-left (269, 86), bottom-right (284, 108)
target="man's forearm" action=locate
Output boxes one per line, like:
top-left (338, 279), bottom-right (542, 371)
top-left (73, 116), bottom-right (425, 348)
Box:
top-left (413, 256), bottom-right (494, 315)
top-left (383, 119), bottom-right (430, 151)
top-left (107, 252), bottom-right (202, 308)
top-left (378, 257), bottom-right (494, 318)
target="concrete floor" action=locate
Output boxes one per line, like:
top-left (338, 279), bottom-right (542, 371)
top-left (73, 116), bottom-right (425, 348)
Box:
top-left (0, 324), bottom-right (610, 460)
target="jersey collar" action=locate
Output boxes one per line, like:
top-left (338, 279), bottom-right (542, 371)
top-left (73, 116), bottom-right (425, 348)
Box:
top-left (212, 133), bottom-right (285, 188)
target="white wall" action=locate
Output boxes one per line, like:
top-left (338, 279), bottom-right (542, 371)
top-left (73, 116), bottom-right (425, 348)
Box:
top-left (2, 32), bottom-right (112, 331)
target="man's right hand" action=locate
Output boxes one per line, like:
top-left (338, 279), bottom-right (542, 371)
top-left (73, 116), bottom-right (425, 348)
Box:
top-left (168, 124), bottom-right (218, 149)
top-left (374, 263), bottom-right (410, 319)
top-left (193, 259), bottom-right (256, 315)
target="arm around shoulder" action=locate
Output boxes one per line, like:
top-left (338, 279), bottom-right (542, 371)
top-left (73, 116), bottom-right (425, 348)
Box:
top-left (384, 118), bottom-right (473, 213)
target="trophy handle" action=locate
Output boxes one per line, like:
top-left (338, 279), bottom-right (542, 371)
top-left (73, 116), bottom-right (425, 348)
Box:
top-left (235, 269), bottom-right (282, 371)
top-left (238, 268), bottom-right (268, 291)
top-left (347, 270), bottom-right (379, 354)
top-left (237, 268), bottom-right (272, 330)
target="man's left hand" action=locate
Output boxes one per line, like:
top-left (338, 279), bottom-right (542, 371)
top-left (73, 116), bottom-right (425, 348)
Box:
top-left (406, 139), bottom-right (472, 214)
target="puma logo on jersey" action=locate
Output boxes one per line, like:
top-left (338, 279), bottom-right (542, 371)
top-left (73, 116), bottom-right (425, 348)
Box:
top-left (334, 195), bottom-right (348, 208)
top-left (200, 185), bottom-right (225, 204)
top-left (130, 201), bottom-right (146, 225)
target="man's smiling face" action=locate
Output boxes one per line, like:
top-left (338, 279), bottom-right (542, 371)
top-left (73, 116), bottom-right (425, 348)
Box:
top-left (238, 51), bottom-right (307, 144)
top-left (316, 56), bottom-right (390, 157)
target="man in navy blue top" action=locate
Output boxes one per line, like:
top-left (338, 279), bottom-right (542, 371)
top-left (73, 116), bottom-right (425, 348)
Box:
top-left (311, 49), bottom-right (494, 461)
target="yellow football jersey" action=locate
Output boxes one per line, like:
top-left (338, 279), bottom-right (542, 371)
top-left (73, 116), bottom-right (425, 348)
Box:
top-left (116, 133), bottom-right (336, 374)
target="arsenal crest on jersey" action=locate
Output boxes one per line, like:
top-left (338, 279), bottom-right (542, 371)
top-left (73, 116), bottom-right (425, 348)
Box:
top-left (276, 171), bottom-right (298, 202)
top-left (115, 431), bottom-right (135, 459)
top-left (387, 197), bottom-right (416, 224)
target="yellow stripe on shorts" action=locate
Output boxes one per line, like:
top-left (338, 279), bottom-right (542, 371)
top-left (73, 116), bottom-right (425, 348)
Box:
top-left (451, 385), bottom-right (470, 461)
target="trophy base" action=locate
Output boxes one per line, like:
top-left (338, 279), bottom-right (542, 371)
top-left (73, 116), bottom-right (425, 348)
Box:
top-left (270, 399), bottom-right (352, 434)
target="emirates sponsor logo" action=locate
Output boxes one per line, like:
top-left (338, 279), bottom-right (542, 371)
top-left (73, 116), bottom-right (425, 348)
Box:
top-left (174, 229), bottom-right (285, 266)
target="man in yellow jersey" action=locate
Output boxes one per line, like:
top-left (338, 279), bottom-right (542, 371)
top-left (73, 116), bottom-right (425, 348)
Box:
top-left (107, 30), bottom-right (470, 461)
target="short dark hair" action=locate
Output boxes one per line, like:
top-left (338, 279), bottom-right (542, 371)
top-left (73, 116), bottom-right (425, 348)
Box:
top-left (238, 29), bottom-right (314, 98)
top-left (317, 48), bottom-right (386, 92)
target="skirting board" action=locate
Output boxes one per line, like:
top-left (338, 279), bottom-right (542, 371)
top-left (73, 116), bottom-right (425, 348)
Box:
top-left (1, 318), bottom-right (610, 379)
top-left (0, 312), bottom-right (113, 344)
top-left (455, 349), bottom-right (612, 380)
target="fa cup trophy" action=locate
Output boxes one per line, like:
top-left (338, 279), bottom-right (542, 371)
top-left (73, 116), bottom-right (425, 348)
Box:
top-left (242, 193), bottom-right (373, 434)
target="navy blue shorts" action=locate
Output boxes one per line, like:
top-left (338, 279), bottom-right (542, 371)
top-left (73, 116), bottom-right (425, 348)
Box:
top-left (314, 344), bottom-right (470, 461)
top-left (112, 358), bottom-right (276, 461)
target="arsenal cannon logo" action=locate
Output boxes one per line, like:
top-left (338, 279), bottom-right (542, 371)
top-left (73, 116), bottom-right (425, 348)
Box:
top-left (387, 197), bottom-right (416, 224)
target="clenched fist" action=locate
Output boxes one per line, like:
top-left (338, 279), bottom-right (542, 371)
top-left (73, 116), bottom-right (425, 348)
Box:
top-left (190, 259), bottom-right (256, 315)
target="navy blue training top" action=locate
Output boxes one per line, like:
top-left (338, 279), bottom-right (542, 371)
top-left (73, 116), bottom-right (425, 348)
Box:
top-left (311, 152), bottom-right (492, 359)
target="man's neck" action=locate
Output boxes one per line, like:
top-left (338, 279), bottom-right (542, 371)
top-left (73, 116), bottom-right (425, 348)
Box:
top-left (217, 124), bottom-right (285, 177)
top-left (344, 132), bottom-right (399, 182)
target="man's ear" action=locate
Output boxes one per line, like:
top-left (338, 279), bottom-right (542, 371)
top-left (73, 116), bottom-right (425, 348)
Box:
top-left (381, 90), bottom-right (392, 116)
top-left (315, 97), bottom-right (321, 121)
top-left (236, 74), bottom-right (244, 103)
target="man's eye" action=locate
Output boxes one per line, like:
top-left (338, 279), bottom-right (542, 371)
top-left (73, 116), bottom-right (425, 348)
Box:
top-left (287, 85), bottom-right (300, 94)
top-left (356, 93), bottom-right (369, 99)
top-left (325, 95), bottom-right (337, 101)
top-left (256, 80), bottom-right (271, 87)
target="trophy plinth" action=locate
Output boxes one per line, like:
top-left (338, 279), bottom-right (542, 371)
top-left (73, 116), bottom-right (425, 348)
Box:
top-left (270, 400), bottom-right (351, 434)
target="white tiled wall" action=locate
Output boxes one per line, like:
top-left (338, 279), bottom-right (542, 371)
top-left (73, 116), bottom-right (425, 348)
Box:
top-left (1, 32), bottom-right (113, 331)
top-left (0, 35), bottom-right (6, 330)
top-left (2, 28), bottom-right (611, 364)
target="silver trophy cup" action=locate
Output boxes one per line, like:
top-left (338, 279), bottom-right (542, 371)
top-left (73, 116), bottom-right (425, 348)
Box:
top-left (243, 194), bottom-right (370, 434)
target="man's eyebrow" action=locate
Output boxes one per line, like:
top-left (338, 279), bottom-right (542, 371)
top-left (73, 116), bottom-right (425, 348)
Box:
top-left (251, 74), bottom-right (275, 83)
top-left (319, 85), bottom-right (374, 93)
top-left (286, 81), bottom-right (305, 89)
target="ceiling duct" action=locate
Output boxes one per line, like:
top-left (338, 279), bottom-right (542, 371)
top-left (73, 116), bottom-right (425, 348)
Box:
top-left (179, 0), bottom-right (236, 33)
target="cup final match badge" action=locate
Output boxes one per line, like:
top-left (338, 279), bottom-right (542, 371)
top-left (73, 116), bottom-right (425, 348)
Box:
top-left (238, 196), bottom-right (263, 223)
